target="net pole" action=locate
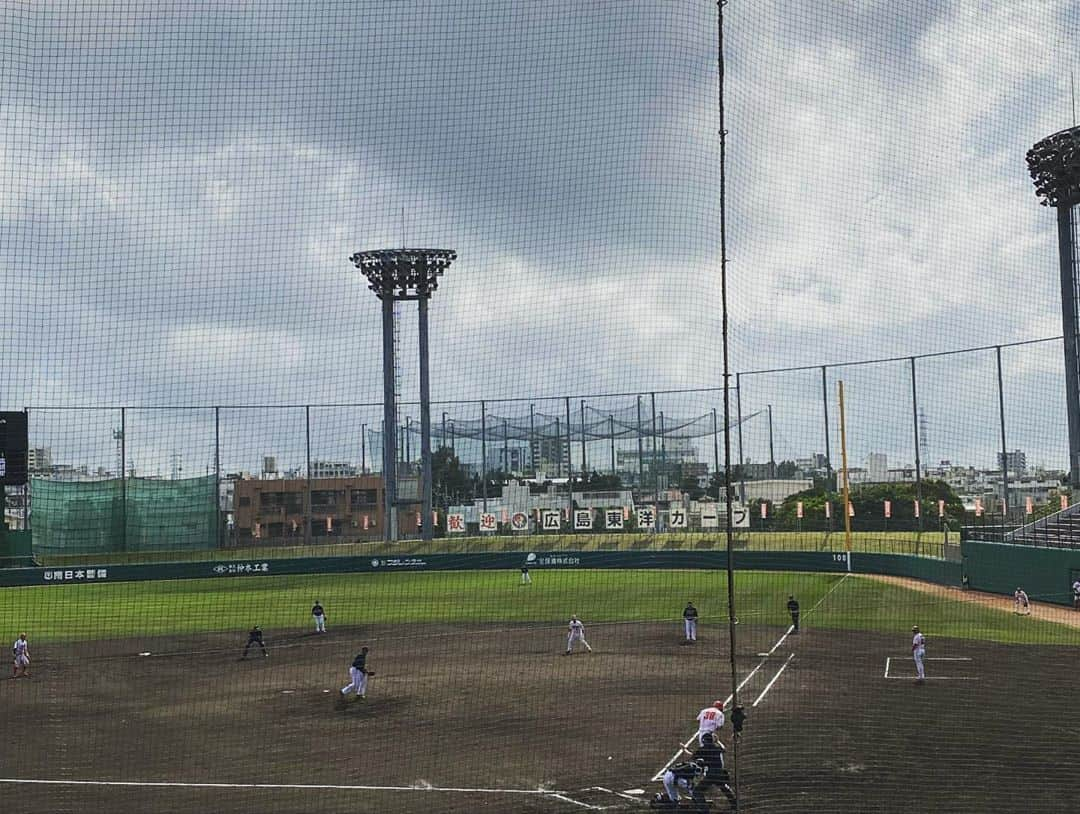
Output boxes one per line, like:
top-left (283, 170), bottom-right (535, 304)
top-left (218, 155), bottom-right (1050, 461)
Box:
top-left (120, 406), bottom-right (127, 553)
top-left (838, 381), bottom-right (853, 553)
top-left (994, 346), bottom-right (1011, 522)
top-left (716, 0), bottom-right (741, 805)
top-left (214, 406), bottom-right (221, 549)
top-left (910, 358), bottom-right (924, 530)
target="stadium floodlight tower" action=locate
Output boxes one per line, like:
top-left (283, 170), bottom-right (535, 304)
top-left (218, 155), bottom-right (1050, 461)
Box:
top-left (1027, 126), bottom-right (1080, 488)
top-left (350, 248), bottom-right (457, 542)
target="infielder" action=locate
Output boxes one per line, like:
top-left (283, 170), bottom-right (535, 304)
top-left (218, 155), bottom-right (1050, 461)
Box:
top-left (565, 615), bottom-right (592, 655)
top-left (312, 600), bottom-right (327, 633)
top-left (683, 602), bottom-right (698, 643)
top-left (787, 595), bottom-right (800, 633)
top-left (911, 625), bottom-right (926, 681)
top-left (1014, 588), bottom-right (1031, 615)
top-left (241, 625), bottom-right (268, 659)
top-left (696, 700), bottom-right (725, 745)
top-left (520, 565), bottom-right (531, 585)
top-left (341, 646), bottom-right (372, 700)
top-left (11, 633), bottom-right (29, 679)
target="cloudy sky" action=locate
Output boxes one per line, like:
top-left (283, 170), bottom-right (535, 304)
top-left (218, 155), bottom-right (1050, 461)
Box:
top-left (1, 1), bottom-right (1077, 474)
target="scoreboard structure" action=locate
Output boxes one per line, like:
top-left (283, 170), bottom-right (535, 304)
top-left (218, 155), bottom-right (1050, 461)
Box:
top-left (0, 411), bottom-right (28, 487)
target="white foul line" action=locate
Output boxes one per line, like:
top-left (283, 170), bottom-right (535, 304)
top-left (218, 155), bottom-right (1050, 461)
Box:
top-left (884, 657), bottom-right (891, 678)
top-left (751, 652), bottom-right (794, 708)
top-left (0, 778), bottom-right (597, 807)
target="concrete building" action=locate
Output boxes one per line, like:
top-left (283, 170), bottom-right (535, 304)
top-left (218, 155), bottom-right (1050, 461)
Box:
top-left (997, 450), bottom-right (1027, 476)
top-left (530, 436), bottom-right (570, 476)
top-left (232, 475), bottom-right (392, 544)
top-left (485, 445), bottom-right (529, 475)
top-left (27, 447), bottom-right (52, 473)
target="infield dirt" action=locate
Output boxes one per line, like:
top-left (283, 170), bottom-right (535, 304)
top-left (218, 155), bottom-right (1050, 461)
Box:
top-left (2, 620), bottom-right (1076, 813)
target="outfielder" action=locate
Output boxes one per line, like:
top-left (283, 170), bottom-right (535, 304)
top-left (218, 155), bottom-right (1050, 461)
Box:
top-left (341, 647), bottom-right (372, 700)
top-left (1014, 588), bottom-right (1030, 615)
top-left (565, 615), bottom-right (592, 655)
top-left (312, 600), bottom-right (327, 633)
top-left (696, 700), bottom-right (725, 745)
top-left (11, 633), bottom-right (29, 679)
top-left (1073, 579), bottom-right (1080, 610)
top-left (911, 625), bottom-right (926, 681)
top-left (683, 601), bottom-right (698, 643)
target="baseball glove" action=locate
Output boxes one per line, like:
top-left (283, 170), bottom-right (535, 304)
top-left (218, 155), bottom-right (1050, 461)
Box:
top-left (365, 670), bottom-right (376, 677)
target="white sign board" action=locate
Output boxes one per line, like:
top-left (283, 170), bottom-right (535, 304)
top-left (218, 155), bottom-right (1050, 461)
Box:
top-left (605, 508), bottom-right (624, 530)
top-left (447, 513), bottom-right (466, 533)
top-left (510, 512), bottom-right (529, 532)
top-left (478, 512), bottom-right (498, 532)
top-left (541, 510), bottom-right (562, 531)
top-left (636, 507), bottom-right (656, 529)
top-left (574, 509), bottom-right (592, 530)
top-left (668, 506), bottom-right (687, 528)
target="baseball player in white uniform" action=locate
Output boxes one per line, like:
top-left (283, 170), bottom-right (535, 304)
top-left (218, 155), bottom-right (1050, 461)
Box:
top-left (911, 625), bottom-right (926, 681)
top-left (696, 700), bottom-right (725, 745)
top-left (1014, 588), bottom-right (1030, 615)
top-left (1072, 579), bottom-right (1080, 610)
top-left (565, 615), bottom-right (592, 655)
top-left (11, 633), bottom-right (29, 679)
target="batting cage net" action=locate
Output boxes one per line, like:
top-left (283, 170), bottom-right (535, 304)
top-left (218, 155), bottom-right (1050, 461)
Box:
top-left (2, 2), bottom-right (1079, 812)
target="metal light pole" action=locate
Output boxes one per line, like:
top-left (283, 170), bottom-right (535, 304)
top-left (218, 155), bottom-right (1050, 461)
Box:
top-left (350, 248), bottom-right (456, 541)
top-left (1027, 127), bottom-right (1080, 487)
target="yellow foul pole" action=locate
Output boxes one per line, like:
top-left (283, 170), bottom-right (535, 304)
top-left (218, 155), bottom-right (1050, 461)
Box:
top-left (838, 380), bottom-right (852, 554)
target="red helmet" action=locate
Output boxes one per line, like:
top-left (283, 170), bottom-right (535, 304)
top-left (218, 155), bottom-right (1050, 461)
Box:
top-left (714, 700), bottom-right (724, 709)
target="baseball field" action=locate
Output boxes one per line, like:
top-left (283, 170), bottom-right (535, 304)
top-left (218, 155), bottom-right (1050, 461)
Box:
top-left (1, 569), bottom-right (1078, 813)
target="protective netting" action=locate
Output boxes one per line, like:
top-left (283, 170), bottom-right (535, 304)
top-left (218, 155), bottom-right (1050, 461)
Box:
top-left (31, 475), bottom-right (217, 556)
top-left (3, 2), bottom-right (1080, 813)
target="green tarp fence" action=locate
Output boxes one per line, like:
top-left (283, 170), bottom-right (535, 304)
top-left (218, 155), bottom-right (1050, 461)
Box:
top-left (30, 475), bottom-right (217, 556)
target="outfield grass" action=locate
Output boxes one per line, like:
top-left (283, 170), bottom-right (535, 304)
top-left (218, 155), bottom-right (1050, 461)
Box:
top-left (2, 570), bottom-right (1074, 647)
top-left (35, 530), bottom-right (948, 566)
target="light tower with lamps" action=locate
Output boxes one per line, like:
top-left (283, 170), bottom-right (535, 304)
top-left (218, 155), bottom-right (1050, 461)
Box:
top-left (1027, 126), bottom-right (1080, 486)
top-left (350, 248), bottom-right (456, 541)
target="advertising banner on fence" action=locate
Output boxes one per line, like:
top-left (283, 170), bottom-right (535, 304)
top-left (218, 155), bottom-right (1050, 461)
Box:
top-left (541, 510), bottom-right (562, 531)
top-left (605, 508), bottom-right (624, 530)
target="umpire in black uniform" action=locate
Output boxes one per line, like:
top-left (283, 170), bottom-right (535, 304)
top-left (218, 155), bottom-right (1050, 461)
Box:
top-left (693, 733), bottom-right (738, 810)
top-left (787, 595), bottom-right (800, 633)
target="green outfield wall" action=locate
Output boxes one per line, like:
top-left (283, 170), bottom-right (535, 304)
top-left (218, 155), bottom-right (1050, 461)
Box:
top-left (961, 540), bottom-right (1080, 606)
top-left (0, 530), bottom-right (33, 567)
top-left (0, 549), bottom-right (966, 589)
